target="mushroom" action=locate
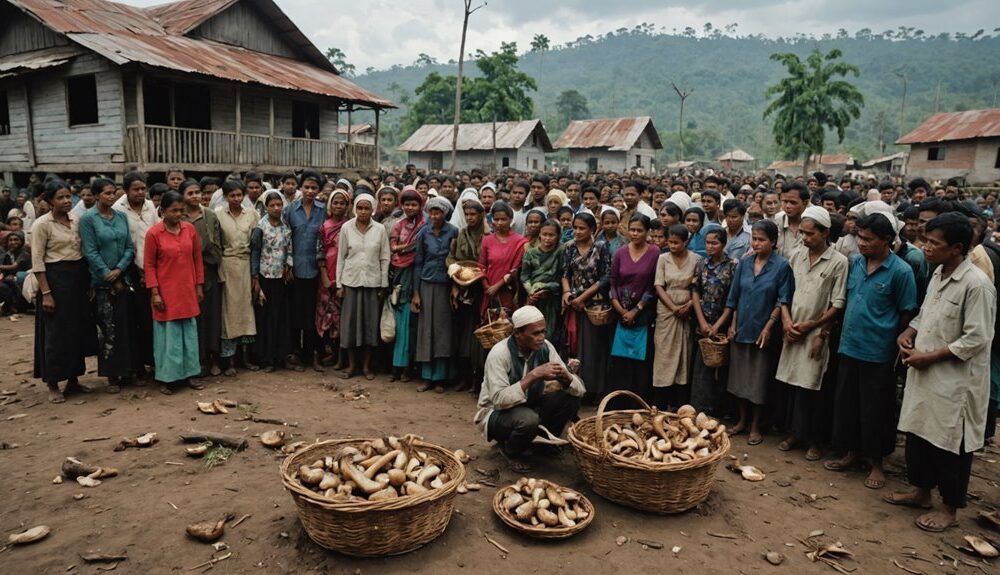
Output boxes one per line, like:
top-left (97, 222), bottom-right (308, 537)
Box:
top-left (676, 404), bottom-right (696, 418)
top-left (546, 486), bottom-right (566, 508)
top-left (371, 438), bottom-right (388, 455)
top-left (415, 465), bottom-right (441, 487)
top-left (403, 481), bottom-right (428, 495)
top-left (186, 515), bottom-right (232, 543)
top-left (260, 430), bottom-right (285, 448)
top-left (7, 525), bottom-right (50, 545)
top-left (965, 535), bottom-right (999, 558)
top-left (536, 508), bottom-right (559, 527)
top-left (514, 501), bottom-right (536, 522)
top-left (363, 449), bottom-right (401, 479)
top-left (281, 441), bottom-right (307, 454)
top-left (387, 468), bottom-right (406, 488)
top-left (453, 449), bottom-right (471, 463)
top-left (186, 445), bottom-right (209, 457)
top-left (557, 506), bottom-right (576, 528)
top-left (339, 455), bottom-right (389, 494)
top-left (631, 412), bottom-right (645, 427)
top-left (318, 472), bottom-right (341, 491)
top-left (503, 492), bottom-right (524, 511)
top-left (387, 436), bottom-right (402, 450)
top-left (298, 465), bottom-right (324, 487)
top-left (392, 451), bottom-right (408, 470)
top-left (368, 486), bottom-right (399, 501)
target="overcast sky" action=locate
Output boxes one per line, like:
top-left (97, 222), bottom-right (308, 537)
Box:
top-left (128, 0), bottom-right (999, 71)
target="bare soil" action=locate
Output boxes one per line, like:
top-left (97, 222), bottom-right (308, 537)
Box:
top-left (1, 315), bottom-right (998, 574)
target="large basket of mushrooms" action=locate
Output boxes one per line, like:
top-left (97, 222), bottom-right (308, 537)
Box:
top-left (280, 435), bottom-right (465, 556)
top-left (567, 390), bottom-right (730, 513)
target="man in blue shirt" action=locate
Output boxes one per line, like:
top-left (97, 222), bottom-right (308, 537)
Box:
top-left (722, 199), bottom-right (751, 260)
top-left (826, 213), bottom-right (918, 491)
top-left (282, 169), bottom-right (326, 372)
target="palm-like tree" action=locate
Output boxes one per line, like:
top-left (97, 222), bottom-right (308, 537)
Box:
top-left (764, 48), bottom-right (864, 175)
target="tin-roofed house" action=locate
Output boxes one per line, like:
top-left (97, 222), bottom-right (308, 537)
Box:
top-left (397, 120), bottom-right (552, 172)
top-left (897, 109), bottom-right (1000, 185)
top-left (0, 0), bottom-right (394, 183)
top-left (717, 149), bottom-right (755, 171)
top-left (338, 123), bottom-right (376, 146)
top-left (554, 116), bottom-right (662, 174)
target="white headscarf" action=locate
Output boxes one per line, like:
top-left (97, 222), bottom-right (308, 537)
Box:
top-left (353, 193), bottom-right (374, 212)
top-left (600, 205), bottom-right (620, 220)
top-left (665, 191), bottom-right (691, 213)
top-left (511, 305), bottom-right (545, 328)
top-left (802, 205), bottom-right (832, 229)
top-left (450, 188), bottom-right (480, 228)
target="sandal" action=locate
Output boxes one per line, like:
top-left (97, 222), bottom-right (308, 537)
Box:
top-left (339, 370), bottom-right (355, 380)
top-left (747, 434), bottom-right (763, 446)
top-left (364, 372), bottom-right (375, 381)
top-left (209, 365), bottom-right (222, 377)
top-left (106, 384), bottom-right (121, 394)
top-left (224, 367), bottom-right (237, 377)
top-left (823, 459), bottom-right (861, 472)
top-left (159, 385), bottom-right (174, 395)
top-left (48, 385), bottom-right (65, 404)
top-left (188, 380), bottom-right (205, 391)
top-left (434, 385), bottom-right (446, 394)
top-left (499, 449), bottom-right (532, 473)
top-left (882, 493), bottom-right (933, 510)
top-left (915, 512), bottom-right (958, 532)
top-left (805, 446), bottom-right (823, 461)
top-left (416, 382), bottom-right (432, 392)
top-left (864, 476), bottom-right (886, 490)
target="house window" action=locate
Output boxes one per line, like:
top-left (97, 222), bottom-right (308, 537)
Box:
top-left (927, 146), bottom-right (946, 161)
top-left (995, 147), bottom-right (1000, 169)
top-left (502, 156), bottom-right (510, 168)
top-left (587, 157), bottom-right (598, 173)
top-left (173, 82), bottom-right (211, 130)
top-left (67, 74), bottom-right (99, 126)
top-left (0, 90), bottom-right (9, 136)
top-left (292, 101), bottom-right (320, 139)
top-left (636, 154), bottom-right (642, 168)
top-left (532, 158), bottom-right (539, 170)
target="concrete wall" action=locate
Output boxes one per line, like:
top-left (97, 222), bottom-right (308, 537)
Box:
top-left (566, 149), bottom-right (627, 173)
top-left (906, 139), bottom-right (1000, 185)
top-left (406, 147), bottom-right (541, 172)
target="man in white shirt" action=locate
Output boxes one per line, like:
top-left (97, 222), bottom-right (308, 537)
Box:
top-left (474, 306), bottom-right (585, 471)
top-left (508, 179), bottom-right (529, 236)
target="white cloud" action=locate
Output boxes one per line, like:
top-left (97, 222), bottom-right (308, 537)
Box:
top-left (123, 0), bottom-right (999, 70)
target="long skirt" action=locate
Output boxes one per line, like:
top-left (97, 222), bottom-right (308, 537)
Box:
top-left (128, 266), bottom-right (154, 367)
top-left (390, 266), bottom-right (416, 368)
top-left (197, 273), bottom-right (222, 363)
top-left (607, 316), bottom-right (654, 410)
top-left (415, 282), bottom-right (453, 363)
top-left (94, 286), bottom-right (136, 378)
top-left (255, 278), bottom-right (292, 365)
top-left (153, 318), bottom-right (200, 383)
top-left (33, 260), bottom-right (95, 384)
top-left (830, 355), bottom-right (897, 459)
top-left (690, 343), bottom-right (729, 415)
top-left (220, 255), bottom-right (256, 339)
top-left (341, 286), bottom-right (381, 348)
top-left (575, 309), bottom-right (610, 395)
top-left (316, 283), bottom-right (342, 341)
top-left (652, 308), bottom-right (691, 388)
top-left (727, 341), bottom-right (779, 406)
top-left (451, 286), bottom-right (484, 382)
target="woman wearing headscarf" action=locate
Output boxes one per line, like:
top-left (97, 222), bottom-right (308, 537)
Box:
top-left (597, 206), bottom-right (627, 255)
top-left (413, 197), bottom-right (459, 392)
top-left (480, 201), bottom-right (528, 317)
top-left (561, 212), bottom-right (612, 400)
top-left (79, 177), bottom-right (136, 392)
top-left (144, 191), bottom-right (205, 395)
top-left (32, 181), bottom-right (95, 403)
top-left (338, 194), bottom-right (390, 380)
top-left (316, 188), bottom-right (352, 370)
top-left (251, 191), bottom-right (293, 372)
top-left (218, 179), bottom-right (258, 376)
top-left (520, 219), bottom-right (565, 345)
top-left (685, 206), bottom-right (709, 257)
top-left (447, 194), bottom-right (488, 393)
top-left (545, 189), bottom-right (569, 220)
top-left (389, 189), bottom-right (425, 381)
top-left (450, 188), bottom-right (480, 229)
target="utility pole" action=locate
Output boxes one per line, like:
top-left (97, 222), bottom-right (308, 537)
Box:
top-left (934, 80), bottom-right (942, 113)
top-left (451, 0), bottom-right (485, 174)
top-left (895, 69), bottom-right (908, 136)
top-left (670, 81), bottom-right (693, 162)
top-left (876, 110), bottom-right (886, 154)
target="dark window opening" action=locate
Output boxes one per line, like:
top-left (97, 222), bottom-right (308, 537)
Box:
top-left (927, 146), bottom-right (945, 161)
top-left (502, 156), bottom-right (510, 168)
top-left (995, 147), bottom-right (1000, 169)
top-left (173, 82), bottom-right (211, 130)
top-left (292, 101), bottom-right (320, 139)
top-left (143, 78), bottom-right (171, 126)
top-left (532, 158), bottom-right (539, 170)
top-left (0, 90), bottom-right (10, 135)
top-left (67, 74), bottom-right (98, 126)
top-left (587, 157), bottom-right (598, 173)
top-left (636, 154), bottom-right (642, 167)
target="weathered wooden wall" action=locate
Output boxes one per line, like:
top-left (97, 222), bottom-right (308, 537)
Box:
top-left (192, 2), bottom-right (297, 59)
top-left (0, 4), bottom-right (67, 56)
top-left (0, 79), bottom-right (31, 167)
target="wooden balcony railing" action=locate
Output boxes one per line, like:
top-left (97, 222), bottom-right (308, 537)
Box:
top-left (125, 125), bottom-right (377, 171)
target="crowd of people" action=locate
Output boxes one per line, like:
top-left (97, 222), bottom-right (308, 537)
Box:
top-left (1, 164), bottom-right (997, 533)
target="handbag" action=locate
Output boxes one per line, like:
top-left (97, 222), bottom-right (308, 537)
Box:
top-left (379, 297), bottom-right (396, 343)
top-left (611, 322), bottom-right (648, 361)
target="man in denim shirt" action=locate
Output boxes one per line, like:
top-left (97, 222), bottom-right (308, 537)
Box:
top-left (283, 169), bottom-right (326, 371)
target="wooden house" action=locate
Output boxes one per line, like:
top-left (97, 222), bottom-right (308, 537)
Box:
top-left (897, 109), bottom-right (1000, 185)
top-left (716, 149), bottom-right (755, 171)
top-left (338, 123), bottom-right (376, 146)
top-left (554, 117), bottom-right (662, 174)
top-left (398, 120), bottom-right (552, 173)
top-left (765, 154), bottom-right (855, 177)
top-left (861, 151), bottom-right (907, 176)
top-left (0, 0), bottom-right (394, 183)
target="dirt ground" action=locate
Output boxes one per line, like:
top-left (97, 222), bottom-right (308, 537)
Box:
top-left (1, 315), bottom-right (999, 575)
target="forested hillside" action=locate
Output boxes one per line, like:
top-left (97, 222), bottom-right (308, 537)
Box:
top-left (351, 26), bottom-right (1000, 168)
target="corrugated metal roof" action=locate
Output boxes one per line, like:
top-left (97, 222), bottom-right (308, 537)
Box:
top-left (766, 160), bottom-right (800, 171)
top-left (146, 0), bottom-right (236, 34)
top-left (717, 149), bottom-right (754, 162)
top-left (553, 117), bottom-right (662, 151)
top-left (398, 120), bottom-right (553, 152)
top-left (861, 151), bottom-right (907, 168)
top-left (6, 0), bottom-right (390, 107)
top-left (766, 154), bottom-right (853, 171)
top-left (338, 123), bottom-right (374, 135)
top-left (0, 45), bottom-right (86, 78)
top-left (897, 109), bottom-right (1000, 144)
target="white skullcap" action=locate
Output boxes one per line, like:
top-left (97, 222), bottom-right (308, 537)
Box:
top-left (866, 189), bottom-right (881, 202)
top-left (600, 205), bottom-right (620, 219)
top-left (665, 191), bottom-right (691, 212)
top-left (511, 305), bottom-right (545, 328)
top-left (802, 205), bottom-right (831, 229)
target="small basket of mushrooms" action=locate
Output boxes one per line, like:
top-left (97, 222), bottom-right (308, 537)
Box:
top-left (567, 390), bottom-right (731, 513)
top-left (280, 435), bottom-right (465, 557)
top-left (492, 477), bottom-right (595, 539)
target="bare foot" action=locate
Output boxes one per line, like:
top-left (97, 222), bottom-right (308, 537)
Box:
top-left (48, 384), bottom-right (65, 403)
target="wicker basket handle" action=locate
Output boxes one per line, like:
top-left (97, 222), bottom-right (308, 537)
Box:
top-left (594, 390), bottom-right (653, 458)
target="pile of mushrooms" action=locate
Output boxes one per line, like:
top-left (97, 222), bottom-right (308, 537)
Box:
top-left (499, 478), bottom-right (589, 530)
top-left (292, 436), bottom-right (454, 503)
top-left (601, 405), bottom-right (726, 463)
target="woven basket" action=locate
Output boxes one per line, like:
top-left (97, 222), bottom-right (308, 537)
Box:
top-left (584, 304), bottom-right (614, 326)
top-left (698, 335), bottom-right (730, 368)
top-left (567, 390), bottom-right (730, 514)
top-left (449, 260), bottom-right (485, 287)
top-left (492, 480), bottom-right (595, 540)
top-left (280, 438), bottom-right (465, 556)
top-left (474, 308), bottom-right (513, 350)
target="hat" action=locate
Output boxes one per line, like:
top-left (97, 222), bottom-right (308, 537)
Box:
top-left (511, 305), bottom-right (545, 329)
top-left (802, 205), bottom-right (832, 229)
top-left (665, 191), bottom-right (691, 212)
top-left (544, 189), bottom-right (569, 207)
top-left (426, 196), bottom-right (452, 216)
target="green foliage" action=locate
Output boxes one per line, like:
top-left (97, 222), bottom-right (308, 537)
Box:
top-left (764, 48), bottom-right (864, 165)
top-left (325, 47), bottom-right (355, 77)
top-left (400, 42), bottom-right (536, 138)
top-left (554, 89), bottom-right (589, 130)
top-left (203, 444), bottom-right (233, 470)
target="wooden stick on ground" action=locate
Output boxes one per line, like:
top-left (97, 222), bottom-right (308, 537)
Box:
top-left (482, 532), bottom-right (510, 555)
top-left (187, 552), bottom-right (232, 571)
top-left (180, 431), bottom-right (248, 451)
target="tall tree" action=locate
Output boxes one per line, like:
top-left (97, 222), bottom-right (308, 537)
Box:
top-left (451, 0), bottom-right (485, 173)
top-left (325, 47), bottom-right (355, 77)
top-left (530, 34), bottom-right (550, 116)
top-left (763, 48), bottom-right (864, 175)
top-left (554, 89), bottom-right (589, 129)
top-left (670, 81), bottom-right (694, 161)
top-left (466, 42), bottom-right (537, 122)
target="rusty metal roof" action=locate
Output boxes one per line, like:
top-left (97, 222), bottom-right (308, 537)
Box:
top-left (338, 123), bottom-right (374, 135)
top-left (146, 0), bottom-right (236, 34)
top-left (717, 149), bottom-right (754, 162)
top-left (553, 117), bottom-right (662, 151)
top-left (897, 109), bottom-right (1000, 144)
top-left (0, 45), bottom-right (86, 78)
top-left (398, 120), bottom-right (553, 153)
top-left (861, 151), bottom-right (907, 168)
top-left (6, 0), bottom-right (390, 107)
top-left (766, 154), bottom-right (853, 171)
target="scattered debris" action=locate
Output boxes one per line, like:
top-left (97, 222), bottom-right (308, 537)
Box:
top-left (7, 525), bottom-right (50, 545)
top-left (203, 445), bottom-right (235, 469)
top-left (482, 532), bottom-right (509, 555)
top-left (964, 535), bottom-right (998, 558)
top-left (707, 532), bottom-right (738, 539)
top-left (727, 463), bottom-right (766, 481)
top-left (76, 476), bottom-right (101, 487)
top-left (809, 530), bottom-right (825, 538)
top-left (342, 385), bottom-right (369, 401)
top-left (186, 514), bottom-right (234, 543)
top-left (52, 475), bottom-right (63, 484)
top-left (211, 542), bottom-right (228, 552)
top-left (187, 552), bottom-right (232, 571)
top-left (891, 559), bottom-right (924, 575)
top-left (765, 551), bottom-right (785, 565)
top-left (81, 436), bottom-right (112, 443)
top-left (979, 511), bottom-right (1000, 531)
top-left (197, 400), bottom-right (237, 415)
top-left (454, 449), bottom-right (471, 464)
top-left (185, 444), bottom-right (210, 457)
top-left (114, 432), bottom-right (158, 451)
top-left (259, 430), bottom-right (285, 448)
top-left (230, 514), bottom-right (251, 529)
top-left (671, 546), bottom-right (682, 554)
top-left (80, 552), bottom-right (127, 563)
top-left (6, 413), bottom-right (27, 420)
top-left (637, 539), bottom-right (663, 549)
top-left (180, 431), bottom-right (248, 451)
top-left (616, 536), bottom-right (628, 546)
top-left (280, 441), bottom-right (307, 455)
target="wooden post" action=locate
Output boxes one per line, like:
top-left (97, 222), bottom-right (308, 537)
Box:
top-left (21, 82), bottom-right (35, 169)
top-left (268, 95), bottom-right (274, 167)
top-left (136, 72), bottom-right (147, 167)
top-left (346, 105), bottom-right (353, 143)
top-left (234, 86), bottom-right (241, 167)
top-left (374, 107), bottom-right (380, 170)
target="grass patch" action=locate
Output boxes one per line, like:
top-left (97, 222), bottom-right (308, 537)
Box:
top-left (237, 402), bottom-right (258, 417)
top-left (203, 445), bottom-right (235, 469)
